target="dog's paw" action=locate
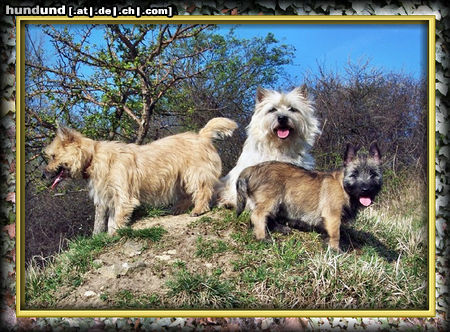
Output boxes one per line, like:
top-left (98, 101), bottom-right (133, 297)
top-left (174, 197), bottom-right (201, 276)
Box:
top-left (190, 211), bottom-right (207, 217)
top-left (261, 237), bottom-right (272, 245)
top-left (172, 207), bottom-right (188, 215)
top-left (271, 223), bottom-right (292, 235)
top-left (108, 229), bottom-right (117, 236)
top-left (172, 198), bottom-right (192, 215)
top-left (217, 201), bottom-right (235, 210)
top-left (327, 243), bottom-right (343, 254)
top-left (190, 206), bottom-right (210, 217)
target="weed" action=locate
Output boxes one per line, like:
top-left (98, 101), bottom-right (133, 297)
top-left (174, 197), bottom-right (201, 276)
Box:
top-left (99, 292), bottom-right (109, 302)
top-left (172, 259), bottom-right (186, 269)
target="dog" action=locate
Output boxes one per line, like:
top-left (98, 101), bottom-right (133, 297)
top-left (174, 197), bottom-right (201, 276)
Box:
top-left (235, 142), bottom-right (382, 250)
top-left (43, 118), bottom-right (237, 235)
top-left (217, 86), bottom-right (320, 208)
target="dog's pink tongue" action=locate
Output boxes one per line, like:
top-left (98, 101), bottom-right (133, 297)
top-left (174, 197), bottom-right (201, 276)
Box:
top-left (51, 170), bottom-right (64, 190)
top-left (359, 197), bottom-right (372, 207)
top-left (277, 128), bottom-right (290, 139)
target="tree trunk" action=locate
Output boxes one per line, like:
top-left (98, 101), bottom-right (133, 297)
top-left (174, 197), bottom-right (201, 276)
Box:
top-left (135, 94), bottom-right (153, 145)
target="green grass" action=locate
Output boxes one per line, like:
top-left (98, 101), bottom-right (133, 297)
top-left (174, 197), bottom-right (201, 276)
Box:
top-left (99, 290), bottom-right (160, 308)
top-left (195, 236), bottom-right (228, 258)
top-left (189, 214), bottom-right (230, 232)
top-left (117, 226), bottom-right (167, 240)
top-left (131, 205), bottom-right (170, 220)
top-left (166, 268), bottom-right (243, 309)
top-left (114, 290), bottom-right (160, 308)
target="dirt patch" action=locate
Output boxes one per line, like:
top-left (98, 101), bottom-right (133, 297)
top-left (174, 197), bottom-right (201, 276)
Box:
top-left (52, 212), bottom-right (241, 309)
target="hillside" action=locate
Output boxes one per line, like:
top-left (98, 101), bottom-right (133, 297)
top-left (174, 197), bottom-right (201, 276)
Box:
top-left (26, 195), bottom-right (428, 311)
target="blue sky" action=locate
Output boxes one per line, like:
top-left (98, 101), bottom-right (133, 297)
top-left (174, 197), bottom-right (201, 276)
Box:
top-left (219, 24), bottom-right (427, 81)
top-left (27, 23), bottom-right (427, 83)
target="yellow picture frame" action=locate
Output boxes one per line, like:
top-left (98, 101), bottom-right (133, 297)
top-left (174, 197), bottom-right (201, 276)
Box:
top-left (16, 14), bottom-right (436, 318)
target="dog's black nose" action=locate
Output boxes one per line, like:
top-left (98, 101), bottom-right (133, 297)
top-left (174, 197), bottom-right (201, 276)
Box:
top-left (278, 115), bottom-right (288, 125)
top-left (360, 183), bottom-right (371, 193)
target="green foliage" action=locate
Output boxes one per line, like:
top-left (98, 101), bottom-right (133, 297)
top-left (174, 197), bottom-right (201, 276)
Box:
top-left (188, 214), bottom-right (234, 232)
top-left (99, 290), bottom-right (161, 308)
top-left (164, 28), bottom-right (294, 127)
top-left (381, 168), bottom-right (411, 194)
top-left (315, 151), bottom-right (344, 170)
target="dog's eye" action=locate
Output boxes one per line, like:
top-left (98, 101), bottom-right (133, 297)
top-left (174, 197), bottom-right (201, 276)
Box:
top-left (268, 108), bottom-right (277, 113)
top-left (288, 107), bottom-right (299, 113)
top-left (350, 171), bottom-right (358, 179)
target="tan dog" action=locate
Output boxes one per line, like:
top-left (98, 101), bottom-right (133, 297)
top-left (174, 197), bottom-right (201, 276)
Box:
top-left (43, 118), bottom-right (237, 235)
top-left (235, 143), bottom-right (382, 250)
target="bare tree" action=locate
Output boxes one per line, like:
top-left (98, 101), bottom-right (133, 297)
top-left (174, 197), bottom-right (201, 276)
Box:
top-left (306, 60), bottom-right (426, 176)
top-left (26, 24), bottom-right (216, 144)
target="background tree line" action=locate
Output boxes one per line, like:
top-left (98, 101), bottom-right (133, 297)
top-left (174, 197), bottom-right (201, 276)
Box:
top-left (24, 24), bottom-right (427, 264)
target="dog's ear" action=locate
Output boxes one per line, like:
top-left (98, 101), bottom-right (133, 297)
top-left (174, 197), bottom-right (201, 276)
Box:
top-left (344, 143), bottom-right (357, 166)
top-left (288, 85), bottom-right (308, 98)
top-left (57, 127), bottom-right (79, 144)
top-left (297, 84), bottom-right (308, 98)
top-left (369, 142), bottom-right (381, 164)
top-left (57, 126), bottom-right (69, 139)
top-left (256, 87), bottom-right (269, 103)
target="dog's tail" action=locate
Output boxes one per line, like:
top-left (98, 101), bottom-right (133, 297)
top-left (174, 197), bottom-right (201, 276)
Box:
top-left (236, 174), bottom-right (249, 217)
top-left (199, 117), bottom-right (237, 140)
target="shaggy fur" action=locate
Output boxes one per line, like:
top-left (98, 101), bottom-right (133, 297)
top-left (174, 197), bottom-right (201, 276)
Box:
top-left (235, 143), bottom-right (382, 250)
top-left (43, 118), bottom-right (237, 235)
top-left (217, 86), bottom-right (320, 208)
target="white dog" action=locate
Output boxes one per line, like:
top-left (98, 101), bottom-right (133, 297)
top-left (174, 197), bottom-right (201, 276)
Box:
top-left (217, 86), bottom-right (320, 208)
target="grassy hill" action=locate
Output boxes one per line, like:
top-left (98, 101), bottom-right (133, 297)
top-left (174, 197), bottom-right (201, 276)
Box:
top-left (25, 178), bottom-right (428, 310)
